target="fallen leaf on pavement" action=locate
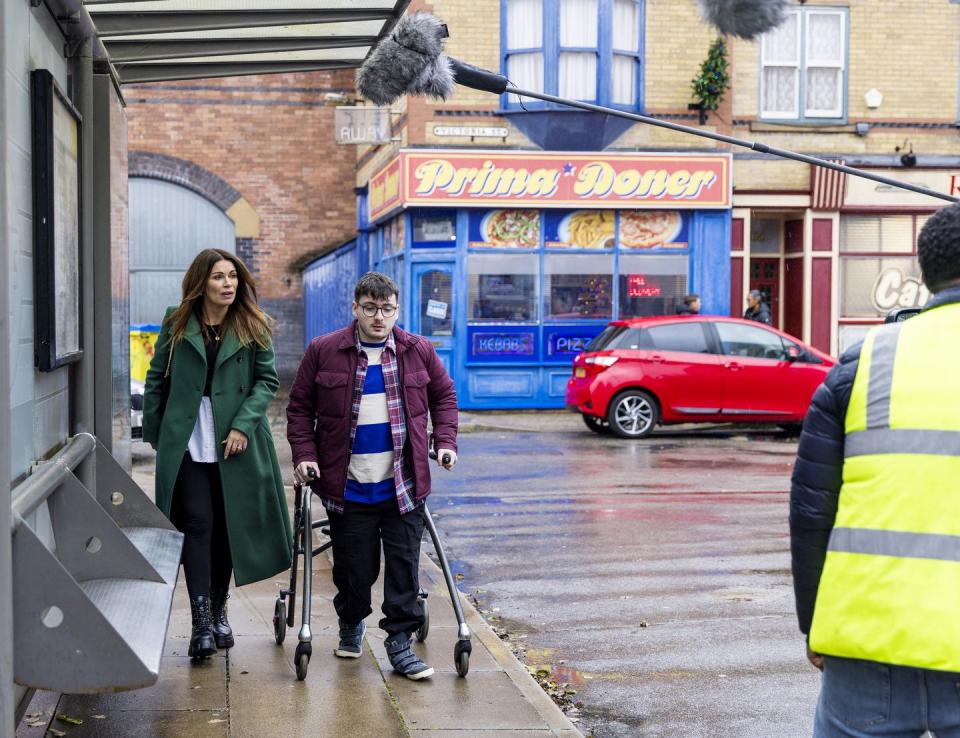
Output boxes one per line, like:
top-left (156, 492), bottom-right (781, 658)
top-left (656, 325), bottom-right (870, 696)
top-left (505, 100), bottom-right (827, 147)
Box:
top-left (57, 715), bottom-right (83, 726)
top-left (48, 730), bottom-right (66, 737)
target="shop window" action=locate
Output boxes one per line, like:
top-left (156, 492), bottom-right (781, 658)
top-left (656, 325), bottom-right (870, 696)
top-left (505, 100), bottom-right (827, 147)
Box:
top-left (840, 215), bottom-right (915, 253)
top-left (760, 7), bottom-right (847, 121)
top-left (645, 323), bottom-right (710, 354)
top-left (502, 0), bottom-right (644, 109)
top-left (412, 213), bottom-right (457, 246)
top-left (467, 253), bottom-right (538, 322)
top-left (750, 218), bottom-right (781, 254)
top-left (838, 214), bottom-right (929, 351)
top-left (469, 209), bottom-right (541, 249)
top-left (840, 256), bottom-right (925, 318)
top-left (544, 253), bottom-right (613, 320)
top-left (618, 254), bottom-right (688, 318)
top-left (714, 322), bottom-right (789, 361)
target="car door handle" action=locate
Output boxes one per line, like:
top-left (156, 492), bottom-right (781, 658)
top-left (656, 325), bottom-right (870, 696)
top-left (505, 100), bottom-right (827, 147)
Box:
top-left (724, 362), bottom-right (742, 371)
top-left (650, 354), bottom-right (665, 363)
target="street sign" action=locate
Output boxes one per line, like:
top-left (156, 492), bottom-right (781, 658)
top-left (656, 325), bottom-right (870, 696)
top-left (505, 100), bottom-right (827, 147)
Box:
top-left (334, 106), bottom-right (392, 145)
top-left (432, 125), bottom-right (509, 138)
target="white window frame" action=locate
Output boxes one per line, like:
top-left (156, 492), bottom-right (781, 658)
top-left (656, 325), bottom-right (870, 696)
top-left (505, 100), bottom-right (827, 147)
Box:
top-left (803, 9), bottom-right (845, 119)
top-left (760, 9), bottom-right (801, 119)
top-left (759, 7), bottom-right (847, 122)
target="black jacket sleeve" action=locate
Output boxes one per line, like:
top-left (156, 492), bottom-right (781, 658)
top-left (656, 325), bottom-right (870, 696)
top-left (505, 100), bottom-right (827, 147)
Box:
top-left (789, 345), bottom-right (861, 635)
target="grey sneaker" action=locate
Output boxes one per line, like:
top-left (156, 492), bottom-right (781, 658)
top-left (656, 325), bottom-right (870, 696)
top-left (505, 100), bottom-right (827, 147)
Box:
top-left (335, 620), bottom-right (366, 659)
top-left (385, 633), bottom-right (434, 680)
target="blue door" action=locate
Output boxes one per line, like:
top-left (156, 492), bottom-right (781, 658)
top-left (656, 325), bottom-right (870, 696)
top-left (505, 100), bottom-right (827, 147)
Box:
top-left (411, 263), bottom-right (455, 377)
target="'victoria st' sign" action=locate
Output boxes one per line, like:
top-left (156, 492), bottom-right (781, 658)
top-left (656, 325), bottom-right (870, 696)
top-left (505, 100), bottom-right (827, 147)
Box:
top-left (367, 150), bottom-right (732, 221)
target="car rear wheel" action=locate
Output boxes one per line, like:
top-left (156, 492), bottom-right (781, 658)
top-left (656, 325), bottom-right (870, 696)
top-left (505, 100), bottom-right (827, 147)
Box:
top-left (607, 390), bottom-right (659, 439)
top-left (582, 414), bottom-right (611, 434)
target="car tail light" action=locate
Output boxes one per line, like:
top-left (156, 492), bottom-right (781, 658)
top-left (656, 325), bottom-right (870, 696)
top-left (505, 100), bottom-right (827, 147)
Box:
top-left (585, 356), bottom-right (618, 367)
top-left (582, 355), bottom-right (618, 377)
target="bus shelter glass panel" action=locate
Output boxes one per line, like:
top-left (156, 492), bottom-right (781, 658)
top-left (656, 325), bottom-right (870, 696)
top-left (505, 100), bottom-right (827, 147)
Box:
top-left (467, 253), bottom-right (539, 322)
top-left (544, 253), bottom-right (614, 320)
top-left (618, 254), bottom-right (688, 317)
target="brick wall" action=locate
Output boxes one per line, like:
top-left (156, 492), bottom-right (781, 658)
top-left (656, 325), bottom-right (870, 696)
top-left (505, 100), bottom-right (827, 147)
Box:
top-left (126, 72), bottom-right (359, 377)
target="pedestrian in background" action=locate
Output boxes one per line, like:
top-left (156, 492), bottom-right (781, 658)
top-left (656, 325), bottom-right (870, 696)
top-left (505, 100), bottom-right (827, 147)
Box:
top-left (143, 249), bottom-right (292, 661)
top-left (744, 289), bottom-right (772, 325)
top-left (675, 293), bottom-right (701, 315)
top-left (286, 272), bottom-right (458, 680)
top-left (791, 203), bottom-right (960, 736)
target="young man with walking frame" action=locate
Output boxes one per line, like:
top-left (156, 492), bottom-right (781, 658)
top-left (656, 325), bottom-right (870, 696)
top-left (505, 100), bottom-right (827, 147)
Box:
top-left (286, 272), bottom-right (458, 680)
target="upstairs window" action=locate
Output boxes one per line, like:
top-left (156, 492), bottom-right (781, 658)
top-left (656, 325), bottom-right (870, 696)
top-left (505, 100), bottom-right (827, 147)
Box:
top-left (760, 7), bottom-right (846, 122)
top-left (503, 0), bottom-right (644, 109)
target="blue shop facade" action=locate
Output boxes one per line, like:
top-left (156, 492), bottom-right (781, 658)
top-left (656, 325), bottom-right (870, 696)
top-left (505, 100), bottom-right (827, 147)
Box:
top-left (303, 149), bottom-right (732, 410)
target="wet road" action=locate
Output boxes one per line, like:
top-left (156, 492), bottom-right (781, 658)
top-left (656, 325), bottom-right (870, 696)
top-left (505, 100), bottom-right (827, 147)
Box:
top-left (426, 426), bottom-right (820, 738)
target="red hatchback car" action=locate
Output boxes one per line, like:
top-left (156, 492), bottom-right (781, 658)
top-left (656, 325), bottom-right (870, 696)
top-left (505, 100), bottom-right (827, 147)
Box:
top-left (566, 316), bottom-right (835, 438)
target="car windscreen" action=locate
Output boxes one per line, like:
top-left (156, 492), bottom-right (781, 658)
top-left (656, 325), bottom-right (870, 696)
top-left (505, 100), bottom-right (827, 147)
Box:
top-left (585, 325), bottom-right (627, 351)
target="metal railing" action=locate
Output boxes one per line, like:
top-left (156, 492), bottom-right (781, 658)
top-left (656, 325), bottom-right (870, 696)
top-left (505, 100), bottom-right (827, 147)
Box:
top-left (10, 433), bottom-right (96, 532)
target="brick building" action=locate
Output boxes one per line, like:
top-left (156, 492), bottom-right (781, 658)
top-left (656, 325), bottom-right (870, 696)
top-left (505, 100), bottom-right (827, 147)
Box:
top-left (318, 0), bottom-right (960, 411)
top-left (125, 72), bottom-right (359, 377)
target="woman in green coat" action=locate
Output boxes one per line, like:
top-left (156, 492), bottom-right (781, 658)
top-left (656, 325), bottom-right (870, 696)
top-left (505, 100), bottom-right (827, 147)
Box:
top-left (143, 249), bottom-right (292, 661)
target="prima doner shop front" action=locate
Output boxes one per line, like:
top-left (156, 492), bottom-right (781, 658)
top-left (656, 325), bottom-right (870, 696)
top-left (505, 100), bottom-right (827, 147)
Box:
top-left (320, 149), bottom-right (731, 409)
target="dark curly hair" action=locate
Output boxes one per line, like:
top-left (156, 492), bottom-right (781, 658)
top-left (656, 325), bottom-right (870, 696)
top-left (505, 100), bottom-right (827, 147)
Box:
top-left (354, 272), bottom-right (399, 303)
top-left (918, 204), bottom-right (960, 292)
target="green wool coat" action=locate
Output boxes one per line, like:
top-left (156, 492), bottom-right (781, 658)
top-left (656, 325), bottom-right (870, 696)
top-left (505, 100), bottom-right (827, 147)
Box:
top-left (142, 308), bottom-right (292, 586)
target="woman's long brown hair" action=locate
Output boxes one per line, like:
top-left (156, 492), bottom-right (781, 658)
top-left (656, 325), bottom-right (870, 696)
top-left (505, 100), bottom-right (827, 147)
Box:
top-left (164, 248), bottom-right (274, 349)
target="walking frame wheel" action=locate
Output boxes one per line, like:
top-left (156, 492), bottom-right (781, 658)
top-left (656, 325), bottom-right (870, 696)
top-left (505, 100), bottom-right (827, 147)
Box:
top-left (416, 592), bottom-right (430, 642)
top-left (273, 598), bottom-right (286, 645)
top-left (295, 642), bottom-right (312, 681)
top-left (454, 639), bottom-right (471, 677)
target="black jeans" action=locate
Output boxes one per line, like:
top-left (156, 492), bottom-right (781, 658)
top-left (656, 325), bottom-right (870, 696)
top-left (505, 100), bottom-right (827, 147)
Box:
top-left (327, 498), bottom-right (425, 637)
top-left (172, 453), bottom-right (233, 599)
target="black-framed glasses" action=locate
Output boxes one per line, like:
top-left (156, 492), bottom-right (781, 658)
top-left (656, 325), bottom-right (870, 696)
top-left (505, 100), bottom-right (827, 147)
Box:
top-left (359, 303), bottom-right (397, 318)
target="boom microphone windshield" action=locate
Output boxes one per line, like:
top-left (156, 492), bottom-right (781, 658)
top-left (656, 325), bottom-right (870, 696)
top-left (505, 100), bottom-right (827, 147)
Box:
top-left (357, 12), bottom-right (454, 106)
top-left (355, 12), bottom-right (958, 204)
top-left (698, 0), bottom-right (789, 40)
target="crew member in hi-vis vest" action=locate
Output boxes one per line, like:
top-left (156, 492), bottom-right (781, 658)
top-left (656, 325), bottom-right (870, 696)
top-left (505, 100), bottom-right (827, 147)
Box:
top-left (791, 204), bottom-right (960, 738)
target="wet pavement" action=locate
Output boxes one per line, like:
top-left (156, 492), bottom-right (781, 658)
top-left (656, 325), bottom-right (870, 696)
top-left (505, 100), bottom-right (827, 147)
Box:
top-left (425, 425), bottom-right (820, 738)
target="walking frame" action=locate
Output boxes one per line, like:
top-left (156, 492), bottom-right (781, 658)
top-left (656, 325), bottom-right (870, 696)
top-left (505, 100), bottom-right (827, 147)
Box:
top-left (273, 462), bottom-right (472, 680)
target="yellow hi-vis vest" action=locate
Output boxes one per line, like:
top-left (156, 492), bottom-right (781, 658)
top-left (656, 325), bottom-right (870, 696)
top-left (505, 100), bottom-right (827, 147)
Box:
top-left (809, 301), bottom-right (960, 672)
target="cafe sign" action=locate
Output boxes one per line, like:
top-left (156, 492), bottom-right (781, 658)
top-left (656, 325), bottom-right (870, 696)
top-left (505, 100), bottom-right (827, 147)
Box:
top-left (367, 150), bottom-right (731, 221)
top-left (872, 267), bottom-right (930, 311)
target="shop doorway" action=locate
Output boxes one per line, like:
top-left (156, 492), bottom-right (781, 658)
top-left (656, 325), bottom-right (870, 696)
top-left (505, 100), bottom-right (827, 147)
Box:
top-left (749, 257), bottom-right (780, 328)
top-left (411, 263), bottom-right (455, 376)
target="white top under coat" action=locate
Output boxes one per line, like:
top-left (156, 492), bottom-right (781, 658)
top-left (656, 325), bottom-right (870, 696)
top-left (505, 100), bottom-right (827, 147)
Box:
top-left (187, 396), bottom-right (218, 463)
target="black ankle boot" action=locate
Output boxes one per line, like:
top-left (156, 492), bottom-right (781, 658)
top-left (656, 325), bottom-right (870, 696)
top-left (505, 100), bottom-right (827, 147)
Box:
top-left (210, 586), bottom-right (234, 649)
top-left (188, 595), bottom-right (217, 660)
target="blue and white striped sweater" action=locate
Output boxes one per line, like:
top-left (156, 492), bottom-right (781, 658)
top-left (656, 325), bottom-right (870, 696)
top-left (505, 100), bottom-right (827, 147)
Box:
top-left (345, 342), bottom-right (396, 504)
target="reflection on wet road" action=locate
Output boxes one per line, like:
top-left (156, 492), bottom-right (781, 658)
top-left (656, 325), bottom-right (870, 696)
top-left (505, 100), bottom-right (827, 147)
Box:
top-left (427, 428), bottom-right (819, 738)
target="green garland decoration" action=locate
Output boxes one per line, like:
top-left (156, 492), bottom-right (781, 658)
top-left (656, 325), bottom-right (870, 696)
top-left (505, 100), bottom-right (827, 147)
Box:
top-left (691, 38), bottom-right (731, 112)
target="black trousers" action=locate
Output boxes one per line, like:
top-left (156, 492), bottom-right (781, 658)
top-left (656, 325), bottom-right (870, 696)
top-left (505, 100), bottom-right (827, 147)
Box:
top-left (172, 453), bottom-right (233, 600)
top-left (327, 498), bottom-right (425, 637)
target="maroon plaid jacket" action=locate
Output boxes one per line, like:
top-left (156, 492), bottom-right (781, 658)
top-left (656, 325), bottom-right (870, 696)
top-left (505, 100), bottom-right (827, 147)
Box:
top-left (286, 322), bottom-right (458, 506)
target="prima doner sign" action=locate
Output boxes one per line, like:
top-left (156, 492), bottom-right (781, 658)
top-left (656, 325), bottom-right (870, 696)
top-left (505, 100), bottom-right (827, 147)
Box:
top-left (335, 106), bottom-right (392, 145)
top-left (367, 150), bottom-right (732, 220)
